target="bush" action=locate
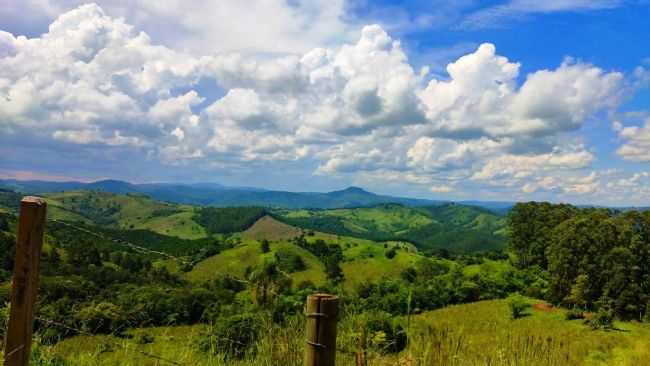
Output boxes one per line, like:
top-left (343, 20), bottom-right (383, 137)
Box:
top-left (508, 294), bottom-right (530, 319)
top-left (364, 312), bottom-right (407, 354)
top-left (75, 302), bottom-right (127, 334)
top-left (385, 248), bottom-right (397, 259)
top-left (589, 308), bottom-right (614, 330)
top-left (200, 313), bottom-right (261, 359)
top-left (0, 302), bottom-right (8, 339)
top-left (274, 249), bottom-right (306, 273)
top-left (565, 308), bottom-right (585, 320)
top-left (260, 240), bottom-right (270, 253)
top-left (137, 333), bottom-right (155, 344)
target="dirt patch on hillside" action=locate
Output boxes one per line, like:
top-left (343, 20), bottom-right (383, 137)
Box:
top-left (242, 215), bottom-right (302, 241)
top-left (533, 302), bottom-right (559, 312)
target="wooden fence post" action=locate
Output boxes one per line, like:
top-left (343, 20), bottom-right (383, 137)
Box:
top-left (4, 197), bottom-right (47, 366)
top-left (304, 293), bottom-right (339, 366)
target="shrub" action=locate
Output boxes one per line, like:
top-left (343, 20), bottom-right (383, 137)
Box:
top-left (565, 308), bottom-right (585, 320)
top-left (0, 302), bottom-right (8, 339)
top-left (260, 239), bottom-right (270, 253)
top-left (75, 302), bottom-right (127, 334)
top-left (508, 294), bottom-right (530, 319)
top-left (137, 333), bottom-right (155, 344)
top-left (364, 312), bottom-right (407, 354)
top-left (589, 308), bottom-right (614, 330)
top-left (200, 313), bottom-right (261, 359)
top-left (400, 267), bottom-right (417, 283)
top-left (274, 249), bottom-right (306, 273)
top-left (385, 248), bottom-right (397, 259)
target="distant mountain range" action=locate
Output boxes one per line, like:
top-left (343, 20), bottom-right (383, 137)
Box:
top-left (0, 178), bottom-right (515, 211)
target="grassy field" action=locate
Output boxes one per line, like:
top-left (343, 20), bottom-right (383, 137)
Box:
top-left (35, 299), bottom-right (650, 365)
top-left (185, 240), bottom-right (327, 286)
top-left (281, 204), bottom-right (434, 235)
top-left (340, 241), bottom-right (421, 290)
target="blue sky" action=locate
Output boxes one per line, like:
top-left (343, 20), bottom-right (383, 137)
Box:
top-left (1, 1), bottom-right (649, 205)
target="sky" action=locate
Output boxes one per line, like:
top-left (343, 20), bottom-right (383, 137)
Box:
top-left (0, 1), bottom-right (650, 205)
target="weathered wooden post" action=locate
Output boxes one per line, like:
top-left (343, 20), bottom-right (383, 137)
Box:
top-left (304, 293), bottom-right (339, 366)
top-left (4, 197), bottom-right (47, 366)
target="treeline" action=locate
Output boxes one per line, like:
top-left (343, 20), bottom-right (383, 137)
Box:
top-left (510, 202), bottom-right (650, 320)
top-left (194, 206), bottom-right (266, 234)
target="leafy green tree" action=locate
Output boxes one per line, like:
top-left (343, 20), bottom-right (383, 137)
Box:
top-left (509, 202), bottom-right (578, 268)
top-left (508, 294), bottom-right (530, 319)
top-left (260, 239), bottom-right (270, 253)
top-left (249, 260), bottom-right (291, 306)
top-left (75, 302), bottom-right (127, 334)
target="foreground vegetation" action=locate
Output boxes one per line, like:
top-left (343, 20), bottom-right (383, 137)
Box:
top-left (2, 189), bottom-right (650, 365)
top-left (16, 299), bottom-right (650, 365)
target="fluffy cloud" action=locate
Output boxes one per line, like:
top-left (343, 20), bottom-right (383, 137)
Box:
top-left (419, 44), bottom-right (623, 139)
top-left (0, 4), bottom-right (632, 202)
top-left (615, 118), bottom-right (650, 162)
top-left (2, 0), bottom-right (352, 55)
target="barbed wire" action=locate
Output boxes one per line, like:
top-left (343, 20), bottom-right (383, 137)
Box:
top-left (0, 206), bottom-right (263, 364)
top-left (3, 209), bottom-right (199, 266)
top-left (49, 218), bottom-right (196, 266)
top-left (35, 316), bottom-right (186, 365)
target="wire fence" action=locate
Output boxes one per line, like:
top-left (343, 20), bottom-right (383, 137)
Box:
top-left (4, 209), bottom-right (196, 266)
top-left (1, 208), bottom-right (254, 365)
top-left (35, 316), bottom-right (186, 365)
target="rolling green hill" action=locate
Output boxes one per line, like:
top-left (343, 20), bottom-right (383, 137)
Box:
top-left (42, 191), bottom-right (208, 239)
top-left (275, 203), bottom-right (507, 252)
top-left (184, 216), bottom-right (424, 289)
top-left (185, 240), bottom-right (327, 286)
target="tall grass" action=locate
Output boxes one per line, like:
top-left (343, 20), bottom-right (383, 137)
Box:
top-left (22, 299), bottom-right (650, 365)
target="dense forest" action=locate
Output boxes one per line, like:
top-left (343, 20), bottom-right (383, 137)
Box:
top-left (510, 202), bottom-right (650, 320)
top-left (194, 206), bottom-right (267, 234)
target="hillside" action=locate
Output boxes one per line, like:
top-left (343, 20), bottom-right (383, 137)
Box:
top-left (276, 203), bottom-right (507, 252)
top-left (42, 190), bottom-right (208, 239)
top-left (185, 240), bottom-right (328, 286)
top-left (184, 216), bottom-right (423, 289)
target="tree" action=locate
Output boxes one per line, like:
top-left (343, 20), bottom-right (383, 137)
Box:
top-left (248, 260), bottom-right (290, 306)
top-left (75, 302), bottom-right (127, 334)
top-left (567, 274), bottom-right (590, 310)
top-left (0, 215), bottom-right (8, 231)
top-left (260, 239), bottom-right (270, 253)
top-left (325, 257), bottom-right (344, 283)
top-left (509, 202), bottom-right (578, 269)
top-left (508, 294), bottom-right (530, 319)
